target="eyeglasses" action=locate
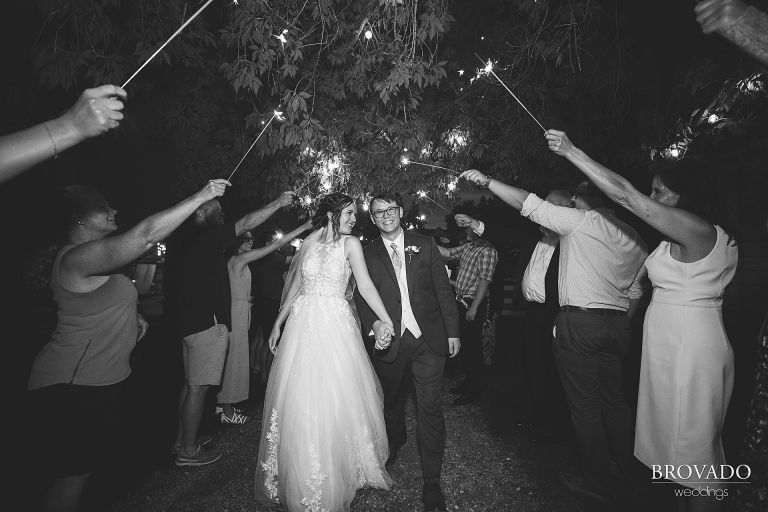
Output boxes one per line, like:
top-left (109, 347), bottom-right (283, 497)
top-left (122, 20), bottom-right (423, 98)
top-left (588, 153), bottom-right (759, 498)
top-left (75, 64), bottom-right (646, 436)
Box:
top-left (371, 206), bottom-right (400, 219)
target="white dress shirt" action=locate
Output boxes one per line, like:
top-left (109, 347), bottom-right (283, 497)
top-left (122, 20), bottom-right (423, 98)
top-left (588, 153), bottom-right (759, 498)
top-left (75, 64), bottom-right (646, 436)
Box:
top-left (387, 230), bottom-right (422, 338)
top-left (520, 193), bottom-right (647, 310)
top-left (521, 231), bottom-right (559, 303)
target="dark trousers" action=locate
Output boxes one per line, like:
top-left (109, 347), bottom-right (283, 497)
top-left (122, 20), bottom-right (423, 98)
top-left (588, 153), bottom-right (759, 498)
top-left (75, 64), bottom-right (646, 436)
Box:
top-left (552, 310), bottom-right (634, 494)
top-left (456, 297), bottom-right (487, 393)
top-left (374, 330), bottom-right (446, 480)
top-left (523, 302), bottom-right (565, 426)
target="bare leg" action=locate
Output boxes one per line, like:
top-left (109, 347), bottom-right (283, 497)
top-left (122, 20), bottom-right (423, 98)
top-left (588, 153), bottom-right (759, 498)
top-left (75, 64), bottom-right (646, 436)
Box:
top-left (180, 383), bottom-right (209, 456)
top-left (42, 474), bottom-right (91, 512)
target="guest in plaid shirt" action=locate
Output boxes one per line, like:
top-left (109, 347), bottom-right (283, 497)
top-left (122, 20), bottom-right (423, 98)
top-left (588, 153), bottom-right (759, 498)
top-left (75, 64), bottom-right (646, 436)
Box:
top-left (438, 227), bottom-right (498, 405)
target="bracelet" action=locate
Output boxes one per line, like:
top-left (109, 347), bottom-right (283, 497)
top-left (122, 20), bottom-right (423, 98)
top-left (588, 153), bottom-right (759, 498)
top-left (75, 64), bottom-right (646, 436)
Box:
top-left (42, 123), bottom-right (58, 159)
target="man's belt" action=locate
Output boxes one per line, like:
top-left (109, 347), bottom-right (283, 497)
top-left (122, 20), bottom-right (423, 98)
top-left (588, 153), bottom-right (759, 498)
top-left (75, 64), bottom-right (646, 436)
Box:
top-left (560, 305), bottom-right (626, 316)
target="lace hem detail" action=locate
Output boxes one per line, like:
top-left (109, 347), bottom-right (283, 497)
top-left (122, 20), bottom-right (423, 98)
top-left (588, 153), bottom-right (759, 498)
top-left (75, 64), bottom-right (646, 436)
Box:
top-left (300, 444), bottom-right (329, 512)
top-left (260, 409), bottom-right (280, 500)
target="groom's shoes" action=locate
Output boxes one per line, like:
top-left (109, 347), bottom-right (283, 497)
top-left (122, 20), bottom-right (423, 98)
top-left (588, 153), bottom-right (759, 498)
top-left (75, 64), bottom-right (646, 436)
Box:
top-left (422, 478), bottom-right (447, 511)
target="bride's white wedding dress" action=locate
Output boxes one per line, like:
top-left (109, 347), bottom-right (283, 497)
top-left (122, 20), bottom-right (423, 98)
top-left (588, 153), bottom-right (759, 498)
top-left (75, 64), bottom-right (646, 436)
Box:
top-left (255, 234), bottom-right (391, 512)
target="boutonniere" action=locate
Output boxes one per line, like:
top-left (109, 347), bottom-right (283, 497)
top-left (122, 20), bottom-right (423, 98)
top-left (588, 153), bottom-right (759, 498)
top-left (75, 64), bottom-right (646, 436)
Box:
top-left (404, 245), bottom-right (421, 263)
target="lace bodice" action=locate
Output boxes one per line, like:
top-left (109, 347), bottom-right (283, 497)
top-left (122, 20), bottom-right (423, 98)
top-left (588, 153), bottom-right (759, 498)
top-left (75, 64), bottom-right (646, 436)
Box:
top-left (300, 236), bottom-right (352, 298)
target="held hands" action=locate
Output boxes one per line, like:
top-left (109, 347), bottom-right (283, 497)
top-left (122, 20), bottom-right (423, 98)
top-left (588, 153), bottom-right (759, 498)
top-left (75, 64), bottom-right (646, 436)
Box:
top-left (695, 0), bottom-right (747, 34)
top-left (460, 169), bottom-right (491, 187)
top-left (373, 320), bottom-right (394, 351)
top-left (448, 337), bottom-right (461, 358)
top-left (196, 179), bottom-right (230, 202)
top-left (465, 308), bottom-right (477, 322)
top-left (268, 325), bottom-right (281, 354)
top-left (454, 213), bottom-right (480, 231)
top-left (62, 85), bottom-right (128, 140)
top-left (545, 129), bottom-right (575, 158)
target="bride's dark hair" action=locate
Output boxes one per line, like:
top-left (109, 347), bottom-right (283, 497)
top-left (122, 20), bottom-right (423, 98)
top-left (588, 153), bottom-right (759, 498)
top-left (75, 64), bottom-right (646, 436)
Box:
top-left (311, 192), bottom-right (354, 233)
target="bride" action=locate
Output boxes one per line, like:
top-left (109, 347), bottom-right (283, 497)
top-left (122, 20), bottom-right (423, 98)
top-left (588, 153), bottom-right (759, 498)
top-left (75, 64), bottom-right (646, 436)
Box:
top-left (255, 192), bottom-right (394, 511)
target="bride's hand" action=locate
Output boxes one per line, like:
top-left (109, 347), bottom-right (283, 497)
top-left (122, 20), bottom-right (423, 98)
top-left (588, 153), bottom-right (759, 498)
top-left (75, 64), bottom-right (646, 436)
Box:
top-left (268, 326), bottom-right (281, 354)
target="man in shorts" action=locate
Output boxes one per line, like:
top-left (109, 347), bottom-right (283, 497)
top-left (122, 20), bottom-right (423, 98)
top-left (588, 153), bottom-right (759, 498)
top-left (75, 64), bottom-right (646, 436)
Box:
top-left (167, 190), bottom-right (295, 466)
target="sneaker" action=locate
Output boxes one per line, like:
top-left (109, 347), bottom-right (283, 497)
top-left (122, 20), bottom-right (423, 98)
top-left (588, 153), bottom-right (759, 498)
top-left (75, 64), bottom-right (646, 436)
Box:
top-left (175, 445), bottom-right (222, 467)
top-left (171, 434), bottom-right (213, 455)
top-left (219, 409), bottom-right (249, 425)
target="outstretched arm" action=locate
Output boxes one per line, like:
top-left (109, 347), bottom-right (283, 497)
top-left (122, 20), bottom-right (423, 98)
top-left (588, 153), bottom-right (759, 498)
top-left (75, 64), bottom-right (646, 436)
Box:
top-left (234, 191), bottom-right (296, 236)
top-left (230, 220), bottom-right (312, 273)
top-left (461, 169), bottom-right (531, 211)
top-left (346, 237), bottom-right (394, 328)
top-left (63, 179), bottom-right (229, 278)
top-left (546, 129), bottom-right (716, 258)
top-left (0, 85), bottom-right (127, 184)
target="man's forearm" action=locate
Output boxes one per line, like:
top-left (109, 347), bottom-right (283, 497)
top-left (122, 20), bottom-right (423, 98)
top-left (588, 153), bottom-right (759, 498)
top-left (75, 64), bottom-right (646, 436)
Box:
top-left (471, 278), bottom-right (492, 310)
top-left (235, 201), bottom-right (280, 236)
top-left (488, 179), bottom-right (530, 211)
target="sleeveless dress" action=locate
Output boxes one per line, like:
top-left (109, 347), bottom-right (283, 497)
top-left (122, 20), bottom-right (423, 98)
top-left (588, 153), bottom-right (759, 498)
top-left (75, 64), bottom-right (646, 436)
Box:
top-left (217, 259), bottom-right (251, 404)
top-left (255, 236), bottom-right (392, 511)
top-left (634, 225), bottom-right (738, 488)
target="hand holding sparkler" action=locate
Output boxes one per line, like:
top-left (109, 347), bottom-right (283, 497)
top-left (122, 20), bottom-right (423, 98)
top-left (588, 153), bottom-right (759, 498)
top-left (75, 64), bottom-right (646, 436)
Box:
top-left (459, 169), bottom-right (492, 188)
top-left (544, 129), bottom-right (575, 158)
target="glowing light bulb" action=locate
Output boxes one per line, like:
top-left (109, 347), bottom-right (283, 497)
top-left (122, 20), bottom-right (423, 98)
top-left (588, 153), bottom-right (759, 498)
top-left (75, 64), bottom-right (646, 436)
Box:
top-left (359, 235), bottom-right (365, 241)
top-left (364, 29), bottom-right (373, 40)
top-left (669, 147), bottom-right (680, 158)
top-left (707, 114), bottom-right (719, 124)
top-left (291, 238), bottom-right (302, 249)
top-left (362, 202), bottom-right (369, 211)
top-left (458, 69), bottom-right (464, 76)
top-left (274, 231), bottom-right (284, 239)
top-left (303, 195), bottom-right (312, 204)
top-left (419, 214), bottom-right (426, 220)
top-left (447, 181), bottom-right (457, 191)
top-left (480, 36), bottom-right (485, 40)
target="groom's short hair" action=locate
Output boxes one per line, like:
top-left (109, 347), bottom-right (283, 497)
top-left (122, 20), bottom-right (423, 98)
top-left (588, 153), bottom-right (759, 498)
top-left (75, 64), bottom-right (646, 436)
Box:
top-left (370, 191), bottom-right (402, 207)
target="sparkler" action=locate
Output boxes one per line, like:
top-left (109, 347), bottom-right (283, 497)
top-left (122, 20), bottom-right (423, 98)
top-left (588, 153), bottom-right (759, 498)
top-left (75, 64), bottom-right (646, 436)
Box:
top-left (227, 109), bottom-right (284, 181)
top-left (474, 54), bottom-right (546, 132)
top-left (416, 190), bottom-right (448, 211)
top-left (122, 0), bottom-right (218, 88)
top-left (401, 157), bottom-right (461, 175)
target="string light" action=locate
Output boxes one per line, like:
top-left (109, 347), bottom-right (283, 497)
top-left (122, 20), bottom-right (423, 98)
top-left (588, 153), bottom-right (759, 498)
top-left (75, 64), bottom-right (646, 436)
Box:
top-left (274, 29), bottom-right (289, 47)
top-left (364, 29), bottom-right (373, 40)
top-left (707, 114), bottom-right (719, 124)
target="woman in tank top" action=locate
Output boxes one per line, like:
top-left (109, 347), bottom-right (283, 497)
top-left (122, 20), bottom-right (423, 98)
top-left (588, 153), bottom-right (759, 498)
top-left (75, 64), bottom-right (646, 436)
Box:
top-left (27, 179), bottom-right (229, 512)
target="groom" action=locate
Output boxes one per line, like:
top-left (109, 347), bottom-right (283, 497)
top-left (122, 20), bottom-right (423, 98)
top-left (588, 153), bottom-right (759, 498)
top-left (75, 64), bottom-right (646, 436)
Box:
top-left (355, 191), bottom-right (461, 512)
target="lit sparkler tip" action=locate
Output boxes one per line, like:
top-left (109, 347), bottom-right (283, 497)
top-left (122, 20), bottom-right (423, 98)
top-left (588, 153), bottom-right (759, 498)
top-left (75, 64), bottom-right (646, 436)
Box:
top-left (273, 109), bottom-right (285, 120)
top-left (707, 113), bottom-right (719, 124)
top-left (417, 190), bottom-right (427, 198)
top-left (401, 156), bottom-right (410, 165)
top-left (483, 59), bottom-right (494, 73)
top-left (447, 181), bottom-right (457, 191)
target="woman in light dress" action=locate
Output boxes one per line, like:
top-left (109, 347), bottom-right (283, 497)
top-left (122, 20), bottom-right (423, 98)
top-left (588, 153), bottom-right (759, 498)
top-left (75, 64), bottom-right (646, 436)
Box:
top-left (547, 130), bottom-right (737, 512)
top-left (255, 192), bottom-right (394, 512)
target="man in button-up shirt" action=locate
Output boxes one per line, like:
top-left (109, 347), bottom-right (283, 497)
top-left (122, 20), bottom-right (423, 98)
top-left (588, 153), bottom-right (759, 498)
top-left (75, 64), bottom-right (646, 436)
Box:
top-left (439, 228), bottom-right (498, 405)
top-left (462, 170), bottom-right (647, 501)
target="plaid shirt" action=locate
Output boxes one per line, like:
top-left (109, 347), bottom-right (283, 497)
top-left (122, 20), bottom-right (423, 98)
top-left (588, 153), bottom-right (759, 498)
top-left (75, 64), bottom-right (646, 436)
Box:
top-left (446, 239), bottom-right (498, 297)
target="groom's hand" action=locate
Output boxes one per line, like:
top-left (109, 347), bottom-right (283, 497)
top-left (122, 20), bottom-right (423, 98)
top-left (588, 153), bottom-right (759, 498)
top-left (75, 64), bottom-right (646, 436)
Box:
top-left (373, 320), bottom-right (393, 350)
top-left (448, 337), bottom-right (461, 358)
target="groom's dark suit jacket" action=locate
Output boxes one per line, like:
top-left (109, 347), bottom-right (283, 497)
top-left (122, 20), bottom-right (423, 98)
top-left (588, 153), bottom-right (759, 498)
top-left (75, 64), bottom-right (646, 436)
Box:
top-left (355, 231), bottom-right (460, 363)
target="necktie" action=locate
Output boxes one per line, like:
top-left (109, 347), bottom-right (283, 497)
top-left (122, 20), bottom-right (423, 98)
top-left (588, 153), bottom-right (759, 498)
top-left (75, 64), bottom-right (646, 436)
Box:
top-left (390, 243), bottom-right (402, 276)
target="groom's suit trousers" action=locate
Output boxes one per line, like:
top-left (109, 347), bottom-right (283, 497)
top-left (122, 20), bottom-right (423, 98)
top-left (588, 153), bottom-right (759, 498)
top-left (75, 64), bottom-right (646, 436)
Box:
top-left (374, 330), bottom-right (446, 480)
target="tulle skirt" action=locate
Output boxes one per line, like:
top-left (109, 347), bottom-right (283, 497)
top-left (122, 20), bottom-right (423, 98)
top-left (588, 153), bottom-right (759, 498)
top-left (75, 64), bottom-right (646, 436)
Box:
top-left (255, 294), bottom-right (392, 511)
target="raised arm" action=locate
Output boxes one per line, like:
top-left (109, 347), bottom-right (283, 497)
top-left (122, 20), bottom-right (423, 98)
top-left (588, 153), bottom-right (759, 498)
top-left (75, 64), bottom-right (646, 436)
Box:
top-left (346, 237), bottom-right (393, 328)
top-left (63, 180), bottom-right (229, 277)
top-left (0, 85), bottom-right (127, 184)
top-left (230, 220), bottom-right (312, 272)
top-left (234, 191), bottom-right (297, 236)
top-left (461, 169), bottom-right (530, 211)
top-left (546, 130), bottom-right (716, 257)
